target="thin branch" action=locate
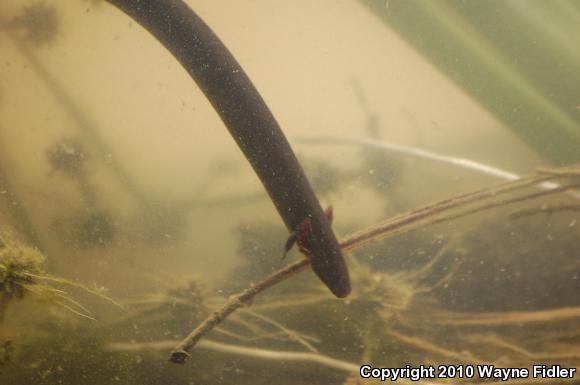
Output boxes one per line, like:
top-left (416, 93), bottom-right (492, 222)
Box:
top-left (213, 327), bottom-right (289, 343)
top-left (249, 295), bottom-right (330, 310)
top-left (168, 259), bottom-right (310, 363)
top-left (110, 339), bottom-right (445, 385)
top-left (340, 173), bottom-right (559, 251)
top-left (110, 338), bottom-right (358, 372)
top-left (168, 170), bottom-right (579, 363)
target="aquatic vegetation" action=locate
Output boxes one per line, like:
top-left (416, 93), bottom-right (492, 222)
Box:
top-left (97, 0), bottom-right (580, 376)
top-left (118, 279), bottom-right (211, 333)
top-left (2, 0), bottom-right (579, 383)
top-left (0, 232), bottom-right (118, 321)
top-left (0, 233), bottom-right (45, 315)
top-left (164, 167), bottom-right (580, 373)
top-left (361, 1), bottom-right (580, 165)
top-left (0, 232), bottom-right (121, 378)
top-left (101, 193), bottom-right (579, 383)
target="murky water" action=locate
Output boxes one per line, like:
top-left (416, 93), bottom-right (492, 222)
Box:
top-left (1, 1), bottom-right (579, 384)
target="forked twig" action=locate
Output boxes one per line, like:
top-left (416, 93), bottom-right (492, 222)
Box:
top-left (169, 170), bottom-right (579, 363)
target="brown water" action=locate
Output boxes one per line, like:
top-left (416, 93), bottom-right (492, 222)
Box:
top-left (1, 1), bottom-right (578, 384)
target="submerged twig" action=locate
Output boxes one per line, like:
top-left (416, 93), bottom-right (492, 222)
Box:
top-left (169, 259), bottom-right (309, 363)
top-left (112, 338), bottom-right (359, 372)
top-left (112, 338), bottom-right (443, 384)
top-left (340, 173), bottom-right (557, 251)
top-left (169, 169), bottom-right (579, 363)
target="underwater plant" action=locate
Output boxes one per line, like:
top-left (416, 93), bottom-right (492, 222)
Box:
top-left (95, 1), bottom-right (580, 376)
top-left (164, 166), bottom-right (580, 368)
top-left (0, 233), bottom-right (45, 319)
top-left (2, 1), bottom-right (579, 384)
top-left (0, 232), bottom-right (119, 321)
top-left (360, 0), bottom-right (580, 165)
top-left (102, 171), bottom-right (580, 384)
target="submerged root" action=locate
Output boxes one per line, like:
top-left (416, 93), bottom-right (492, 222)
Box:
top-left (436, 306), bottom-right (580, 326)
top-left (97, 167), bottom-right (580, 381)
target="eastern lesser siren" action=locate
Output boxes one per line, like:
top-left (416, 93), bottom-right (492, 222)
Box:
top-left (106, 0), bottom-right (351, 298)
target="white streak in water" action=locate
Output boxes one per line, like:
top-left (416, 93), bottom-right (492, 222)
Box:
top-left (296, 136), bottom-right (578, 199)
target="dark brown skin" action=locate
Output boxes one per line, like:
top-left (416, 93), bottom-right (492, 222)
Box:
top-left (106, 0), bottom-right (351, 298)
top-left (284, 206), bottom-right (334, 258)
